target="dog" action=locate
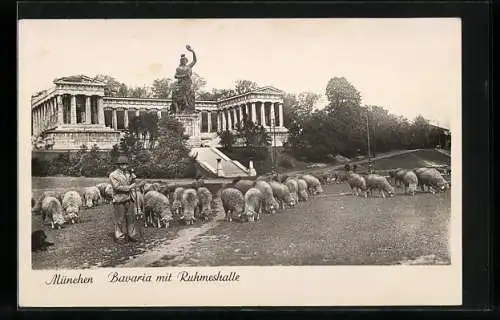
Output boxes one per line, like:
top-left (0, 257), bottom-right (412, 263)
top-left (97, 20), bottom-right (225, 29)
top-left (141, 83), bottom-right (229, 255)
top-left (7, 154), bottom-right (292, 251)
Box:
top-left (31, 230), bottom-right (55, 252)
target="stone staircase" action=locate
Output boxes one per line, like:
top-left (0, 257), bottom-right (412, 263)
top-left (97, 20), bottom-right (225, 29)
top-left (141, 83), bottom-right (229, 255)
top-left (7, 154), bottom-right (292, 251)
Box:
top-left (190, 147), bottom-right (254, 178)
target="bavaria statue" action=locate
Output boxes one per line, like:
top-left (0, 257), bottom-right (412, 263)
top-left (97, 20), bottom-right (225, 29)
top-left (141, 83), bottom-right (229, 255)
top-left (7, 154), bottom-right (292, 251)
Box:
top-left (171, 45), bottom-right (197, 114)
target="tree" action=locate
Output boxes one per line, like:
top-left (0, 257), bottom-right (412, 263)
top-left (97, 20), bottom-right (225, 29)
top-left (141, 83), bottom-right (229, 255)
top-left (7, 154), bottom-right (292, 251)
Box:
top-left (128, 86), bottom-right (152, 98)
top-left (217, 130), bottom-right (236, 152)
top-left (198, 88), bottom-right (236, 101)
top-left (192, 72), bottom-right (208, 98)
top-left (325, 77), bottom-right (362, 112)
top-left (235, 80), bottom-right (258, 95)
top-left (151, 114), bottom-right (193, 178)
top-left (152, 78), bottom-right (173, 99)
top-left (234, 120), bottom-right (271, 148)
top-left (94, 74), bottom-right (128, 97)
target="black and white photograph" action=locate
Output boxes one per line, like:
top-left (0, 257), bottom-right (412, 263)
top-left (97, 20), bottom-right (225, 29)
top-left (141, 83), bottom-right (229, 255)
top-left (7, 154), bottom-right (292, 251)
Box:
top-left (19, 18), bottom-right (461, 307)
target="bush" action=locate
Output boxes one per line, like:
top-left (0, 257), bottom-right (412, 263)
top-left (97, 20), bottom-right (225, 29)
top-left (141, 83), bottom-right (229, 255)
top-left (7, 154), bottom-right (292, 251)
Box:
top-left (279, 158), bottom-right (294, 169)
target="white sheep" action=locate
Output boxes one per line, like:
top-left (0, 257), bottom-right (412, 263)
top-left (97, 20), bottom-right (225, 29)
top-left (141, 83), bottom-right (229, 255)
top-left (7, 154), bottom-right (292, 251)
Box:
top-left (296, 179), bottom-right (309, 201)
top-left (181, 188), bottom-right (199, 225)
top-left (197, 187), bottom-right (213, 221)
top-left (346, 172), bottom-right (368, 197)
top-left (254, 180), bottom-right (278, 214)
top-left (401, 170), bottom-right (419, 196)
top-left (284, 178), bottom-right (299, 204)
top-left (244, 188), bottom-right (263, 222)
top-left (61, 190), bottom-right (83, 224)
top-left (365, 174), bottom-right (395, 198)
top-left (220, 188), bottom-right (245, 222)
top-left (171, 187), bottom-right (185, 219)
top-left (83, 186), bottom-right (102, 208)
top-left (40, 196), bottom-right (65, 229)
top-left (300, 174), bottom-right (324, 195)
top-left (268, 180), bottom-right (295, 209)
top-left (415, 168), bottom-right (449, 193)
top-left (144, 190), bottom-right (173, 229)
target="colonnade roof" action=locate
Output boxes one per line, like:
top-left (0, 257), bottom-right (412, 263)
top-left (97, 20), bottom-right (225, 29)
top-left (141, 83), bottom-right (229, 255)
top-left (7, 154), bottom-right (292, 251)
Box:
top-left (32, 75), bottom-right (284, 109)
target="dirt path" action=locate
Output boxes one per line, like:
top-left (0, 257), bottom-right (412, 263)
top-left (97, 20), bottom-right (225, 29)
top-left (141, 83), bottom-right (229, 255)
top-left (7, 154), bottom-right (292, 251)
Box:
top-left (117, 199), bottom-right (226, 268)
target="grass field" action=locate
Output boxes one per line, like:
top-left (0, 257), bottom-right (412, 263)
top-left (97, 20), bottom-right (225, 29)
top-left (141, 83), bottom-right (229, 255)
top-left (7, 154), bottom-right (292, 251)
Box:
top-left (30, 149), bottom-right (452, 268)
top-left (31, 182), bottom-right (451, 269)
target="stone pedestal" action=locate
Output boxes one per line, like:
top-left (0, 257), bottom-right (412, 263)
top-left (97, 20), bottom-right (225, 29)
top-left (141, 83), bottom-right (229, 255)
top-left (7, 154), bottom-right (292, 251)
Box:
top-left (175, 113), bottom-right (202, 147)
top-left (43, 124), bottom-right (121, 150)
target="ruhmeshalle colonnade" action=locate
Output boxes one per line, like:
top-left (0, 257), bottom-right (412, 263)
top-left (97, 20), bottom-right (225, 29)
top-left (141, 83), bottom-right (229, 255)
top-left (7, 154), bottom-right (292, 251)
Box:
top-left (31, 75), bottom-right (288, 150)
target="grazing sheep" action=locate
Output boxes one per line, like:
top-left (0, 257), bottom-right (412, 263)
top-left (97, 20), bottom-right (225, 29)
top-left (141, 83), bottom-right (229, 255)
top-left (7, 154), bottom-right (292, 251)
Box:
top-left (83, 186), bottom-right (102, 208)
top-left (144, 190), bottom-right (173, 228)
top-left (40, 196), bottom-right (65, 229)
top-left (389, 169), bottom-right (408, 190)
top-left (171, 187), bottom-right (185, 219)
top-left (220, 188), bottom-right (245, 222)
top-left (254, 180), bottom-right (278, 214)
top-left (268, 180), bottom-right (295, 209)
top-left (365, 174), bottom-right (395, 198)
top-left (197, 187), bottom-right (213, 221)
top-left (32, 230), bottom-right (54, 252)
top-left (300, 174), bottom-right (324, 195)
top-left (296, 179), bottom-right (309, 202)
top-left (346, 172), bottom-right (368, 197)
top-left (96, 183), bottom-right (113, 203)
top-left (234, 179), bottom-right (256, 195)
top-left (104, 184), bottom-right (114, 203)
top-left (415, 168), bottom-right (449, 193)
top-left (96, 183), bottom-right (110, 201)
top-left (401, 170), bottom-right (419, 196)
top-left (181, 188), bottom-right (199, 225)
top-left (61, 190), bottom-right (83, 224)
top-left (284, 178), bottom-right (299, 204)
top-left (244, 188), bottom-right (263, 222)
top-left (33, 191), bottom-right (64, 215)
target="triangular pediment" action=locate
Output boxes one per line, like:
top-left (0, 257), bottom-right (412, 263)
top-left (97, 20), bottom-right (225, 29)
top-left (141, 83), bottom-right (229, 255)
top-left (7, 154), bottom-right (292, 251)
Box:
top-left (54, 75), bottom-right (105, 85)
top-left (251, 86), bottom-right (284, 95)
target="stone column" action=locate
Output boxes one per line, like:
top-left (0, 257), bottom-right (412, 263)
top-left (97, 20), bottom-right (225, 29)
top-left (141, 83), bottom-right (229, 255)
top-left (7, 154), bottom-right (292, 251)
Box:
top-left (251, 102), bottom-right (256, 123)
top-left (227, 108), bottom-right (233, 130)
top-left (85, 96), bottom-right (91, 124)
top-left (97, 97), bottom-right (105, 125)
top-left (112, 109), bottom-right (118, 129)
top-left (157, 110), bottom-right (162, 119)
top-left (240, 104), bottom-right (245, 123)
top-left (135, 110), bottom-right (140, 117)
top-left (207, 111), bottom-right (211, 133)
top-left (33, 108), bottom-right (37, 135)
top-left (260, 102), bottom-right (266, 126)
top-left (270, 102), bottom-right (275, 127)
top-left (56, 96), bottom-right (63, 125)
top-left (278, 102), bottom-right (284, 127)
top-left (123, 109), bottom-right (129, 128)
top-left (222, 110), bottom-right (227, 131)
top-left (70, 95), bottom-right (77, 124)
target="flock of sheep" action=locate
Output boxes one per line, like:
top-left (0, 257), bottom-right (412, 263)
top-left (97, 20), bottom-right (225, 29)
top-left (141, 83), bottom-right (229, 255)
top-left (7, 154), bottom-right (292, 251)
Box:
top-left (31, 165), bottom-right (449, 231)
top-left (342, 165), bottom-right (450, 198)
top-left (31, 173), bottom-right (325, 230)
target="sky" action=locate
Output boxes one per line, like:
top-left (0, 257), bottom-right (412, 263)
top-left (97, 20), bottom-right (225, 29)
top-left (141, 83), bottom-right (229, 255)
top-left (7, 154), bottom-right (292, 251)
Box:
top-left (18, 18), bottom-right (461, 129)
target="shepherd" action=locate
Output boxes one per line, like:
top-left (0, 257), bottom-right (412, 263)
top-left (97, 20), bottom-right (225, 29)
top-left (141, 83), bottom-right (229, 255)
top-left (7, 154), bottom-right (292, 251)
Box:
top-left (109, 155), bottom-right (145, 243)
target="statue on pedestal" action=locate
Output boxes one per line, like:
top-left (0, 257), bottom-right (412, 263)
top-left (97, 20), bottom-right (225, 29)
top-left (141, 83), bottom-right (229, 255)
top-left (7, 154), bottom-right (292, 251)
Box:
top-left (171, 45), bottom-right (197, 114)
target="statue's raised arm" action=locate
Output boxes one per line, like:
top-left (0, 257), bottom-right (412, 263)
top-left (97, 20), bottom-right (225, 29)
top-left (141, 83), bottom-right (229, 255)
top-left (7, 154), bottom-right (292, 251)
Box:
top-left (186, 45), bottom-right (197, 68)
